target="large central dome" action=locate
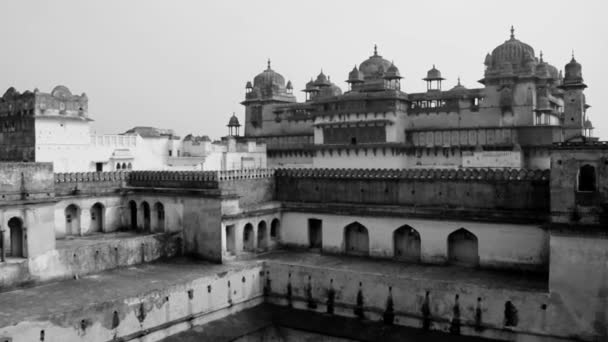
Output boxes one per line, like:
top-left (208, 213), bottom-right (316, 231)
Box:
top-left (359, 45), bottom-right (393, 80)
top-left (486, 27), bottom-right (536, 75)
top-left (253, 60), bottom-right (286, 88)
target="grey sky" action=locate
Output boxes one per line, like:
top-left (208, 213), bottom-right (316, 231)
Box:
top-left (2, 0), bottom-right (606, 139)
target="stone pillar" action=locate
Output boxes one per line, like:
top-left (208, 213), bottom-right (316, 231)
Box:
top-left (0, 227), bottom-right (5, 262)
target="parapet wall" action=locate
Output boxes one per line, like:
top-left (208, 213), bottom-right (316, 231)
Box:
top-left (128, 171), bottom-right (218, 189)
top-left (276, 168), bottom-right (550, 215)
top-left (54, 171), bottom-right (128, 196)
top-left (218, 169), bottom-right (276, 209)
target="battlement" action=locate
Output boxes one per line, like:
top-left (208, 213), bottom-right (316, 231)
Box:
top-left (276, 167), bottom-right (550, 182)
top-left (128, 171), bottom-right (218, 189)
top-left (553, 141), bottom-right (608, 149)
top-left (217, 168), bottom-right (275, 181)
top-left (54, 171), bottom-right (128, 196)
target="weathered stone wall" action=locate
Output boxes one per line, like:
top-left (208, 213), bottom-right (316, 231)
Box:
top-left (54, 171), bottom-right (127, 196)
top-left (0, 262), bottom-right (264, 342)
top-left (0, 232), bottom-right (181, 290)
top-left (219, 172), bottom-right (275, 210)
top-left (0, 162), bottom-right (54, 201)
top-left (550, 143), bottom-right (608, 225)
top-left (182, 196), bottom-right (222, 262)
top-left (549, 231), bottom-right (608, 340)
top-left (276, 168), bottom-right (550, 220)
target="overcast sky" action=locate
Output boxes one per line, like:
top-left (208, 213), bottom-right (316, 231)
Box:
top-left (2, 0), bottom-right (606, 139)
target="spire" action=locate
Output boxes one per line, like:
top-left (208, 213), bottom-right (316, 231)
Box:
top-left (571, 49), bottom-right (576, 62)
top-left (433, 64), bottom-right (436, 69)
top-left (374, 44), bottom-right (378, 56)
top-left (539, 51), bottom-right (544, 63)
top-left (457, 77), bottom-right (461, 86)
top-left (267, 58), bottom-right (271, 70)
top-left (510, 25), bottom-right (515, 39)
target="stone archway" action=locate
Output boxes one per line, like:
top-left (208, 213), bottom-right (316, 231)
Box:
top-left (344, 222), bottom-right (369, 256)
top-left (141, 202), bottom-right (151, 232)
top-left (257, 221), bottom-right (268, 251)
top-left (8, 217), bottom-right (24, 258)
top-left (270, 218), bottom-right (281, 242)
top-left (243, 223), bottom-right (254, 252)
top-left (65, 204), bottom-right (80, 236)
top-left (394, 225), bottom-right (421, 262)
top-left (447, 228), bottom-right (479, 267)
top-left (90, 202), bottom-right (104, 233)
top-left (153, 202), bottom-right (165, 232)
top-left (129, 200), bottom-right (137, 230)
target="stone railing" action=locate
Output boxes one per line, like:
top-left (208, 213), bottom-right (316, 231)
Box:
top-left (128, 171), bottom-right (218, 189)
top-left (275, 167), bottom-right (550, 182)
top-left (217, 168), bottom-right (275, 181)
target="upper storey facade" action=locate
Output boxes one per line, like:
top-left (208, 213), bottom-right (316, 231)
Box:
top-left (241, 27), bottom-right (593, 169)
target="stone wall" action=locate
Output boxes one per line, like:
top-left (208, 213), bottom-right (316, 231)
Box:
top-left (54, 171), bottom-right (128, 196)
top-left (276, 168), bottom-right (550, 220)
top-left (0, 162), bottom-right (54, 201)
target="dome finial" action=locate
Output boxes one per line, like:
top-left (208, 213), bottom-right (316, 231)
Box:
top-left (457, 76), bottom-right (461, 86)
top-left (540, 50), bottom-right (544, 62)
top-left (571, 49), bottom-right (576, 61)
top-left (510, 25), bottom-right (515, 39)
top-left (374, 44), bottom-right (378, 56)
top-left (267, 58), bottom-right (271, 70)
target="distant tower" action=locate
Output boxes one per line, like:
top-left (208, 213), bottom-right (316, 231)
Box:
top-left (227, 112), bottom-right (241, 136)
top-left (423, 65), bottom-right (445, 91)
top-left (560, 52), bottom-right (587, 140)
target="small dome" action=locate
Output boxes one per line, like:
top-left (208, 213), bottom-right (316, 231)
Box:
top-left (253, 59), bottom-right (285, 89)
top-left (384, 62), bottom-right (401, 79)
top-left (423, 65), bottom-right (444, 80)
top-left (227, 113), bottom-right (241, 127)
top-left (314, 71), bottom-right (330, 87)
top-left (245, 81), bottom-right (253, 89)
top-left (286, 80), bottom-right (293, 90)
top-left (564, 54), bottom-right (583, 83)
top-left (347, 65), bottom-right (364, 83)
top-left (584, 119), bottom-right (594, 129)
top-left (51, 85), bottom-right (73, 98)
top-left (358, 45), bottom-right (392, 80)
top-left (450, 77), bottom-right (467, 91)
top-left (317, 82), bottom-right (342, 98)
top-left (303, 78), bottom-right (318, 92)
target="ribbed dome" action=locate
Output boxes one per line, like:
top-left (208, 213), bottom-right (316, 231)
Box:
top-left (227, 113), bottom-right (241, 127)
top-left (253, 60), bottom-right (286, 88)
top-left (347, 65), bottom-right (364, 83)
top-left (359, 45), bottom-right (393, 80)
top-left (384, 62), bottom-right (402, 79)
top-left (423, 65), bottom-right (444, 80)
top-left (488, 27), bottom-right (536, 73)
top-left (314, 71), bottom-right (330, 87)
top-left (564, 55), bottom-right (583, 83)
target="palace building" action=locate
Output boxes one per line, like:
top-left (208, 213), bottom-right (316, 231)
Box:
top-left (242, 27), bottom-right (594, 169)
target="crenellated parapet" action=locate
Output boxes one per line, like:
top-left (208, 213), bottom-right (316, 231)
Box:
top-left (276, 167), bottom-right (549, 182)
top-left (128, 171), bottom-right (218, 189)
top-left (217, 168), bottom-right (275, 181)
top-left (54, 171), bottom-right (128, 196)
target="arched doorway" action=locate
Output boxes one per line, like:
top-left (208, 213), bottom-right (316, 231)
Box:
top-left (257, 221), bottom-right (268, 250)
top-left (447, 228), bottom-right (479, 267)
top-left (129, 201), bottom-right (137, 230)
top-left (394, 225), bottom-right (421, 262)
top-left (243, 223), bottom-right (254, 252)
top-left (270, 218), bottom-right (280, 242)
top-left (344, 222), bottom-right (369, 256)
top-left (225, 225), bottom-right (236, 254)
top-left (8, 217), bottom-right (24, 257)
top-left (141, 201), bottom-right (151, 232)
top-left (90, 203), bottom-right (104, 233)
top-left (153, 202), bottom-right (165, 232)
top-left (65, 204), bottom-right (80, 236)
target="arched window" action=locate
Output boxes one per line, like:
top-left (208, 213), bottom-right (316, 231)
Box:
top-left (65, 204), bottom-right (81, 236)
top-left (257, 221), bottom-right (267, 250)
top-left (121, 163), bottom-right (127, 169)
top-left (8, 217), bottom-right (25, 257)
top-left (578, 164), bottom-right (596, 192)
top-left (393, 225), bottom-right (421, 262)
top-left (153, 202), bottom-right (165, 232)
top-left (141, 202), bottom-right (151, 232)
top-left (129, 200), bottom-right (137, 230)
top-left (127, 162), bottom-right (132, 170)
top-left (447, 228), bottom-right (479, 267)
top-left (270, 219), bottom-right (280, 241)
top-left (90, 203), bottom-right (104, 233)
top-left (243, 223), bottom-right (254, 252)
top-left (344, 222), bottom-right (369, 256)
top-left (116, 163), bottom-right (121, 170)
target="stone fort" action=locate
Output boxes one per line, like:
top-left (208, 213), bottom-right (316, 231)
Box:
top-left (0, 28), bottom-right (606, 342)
